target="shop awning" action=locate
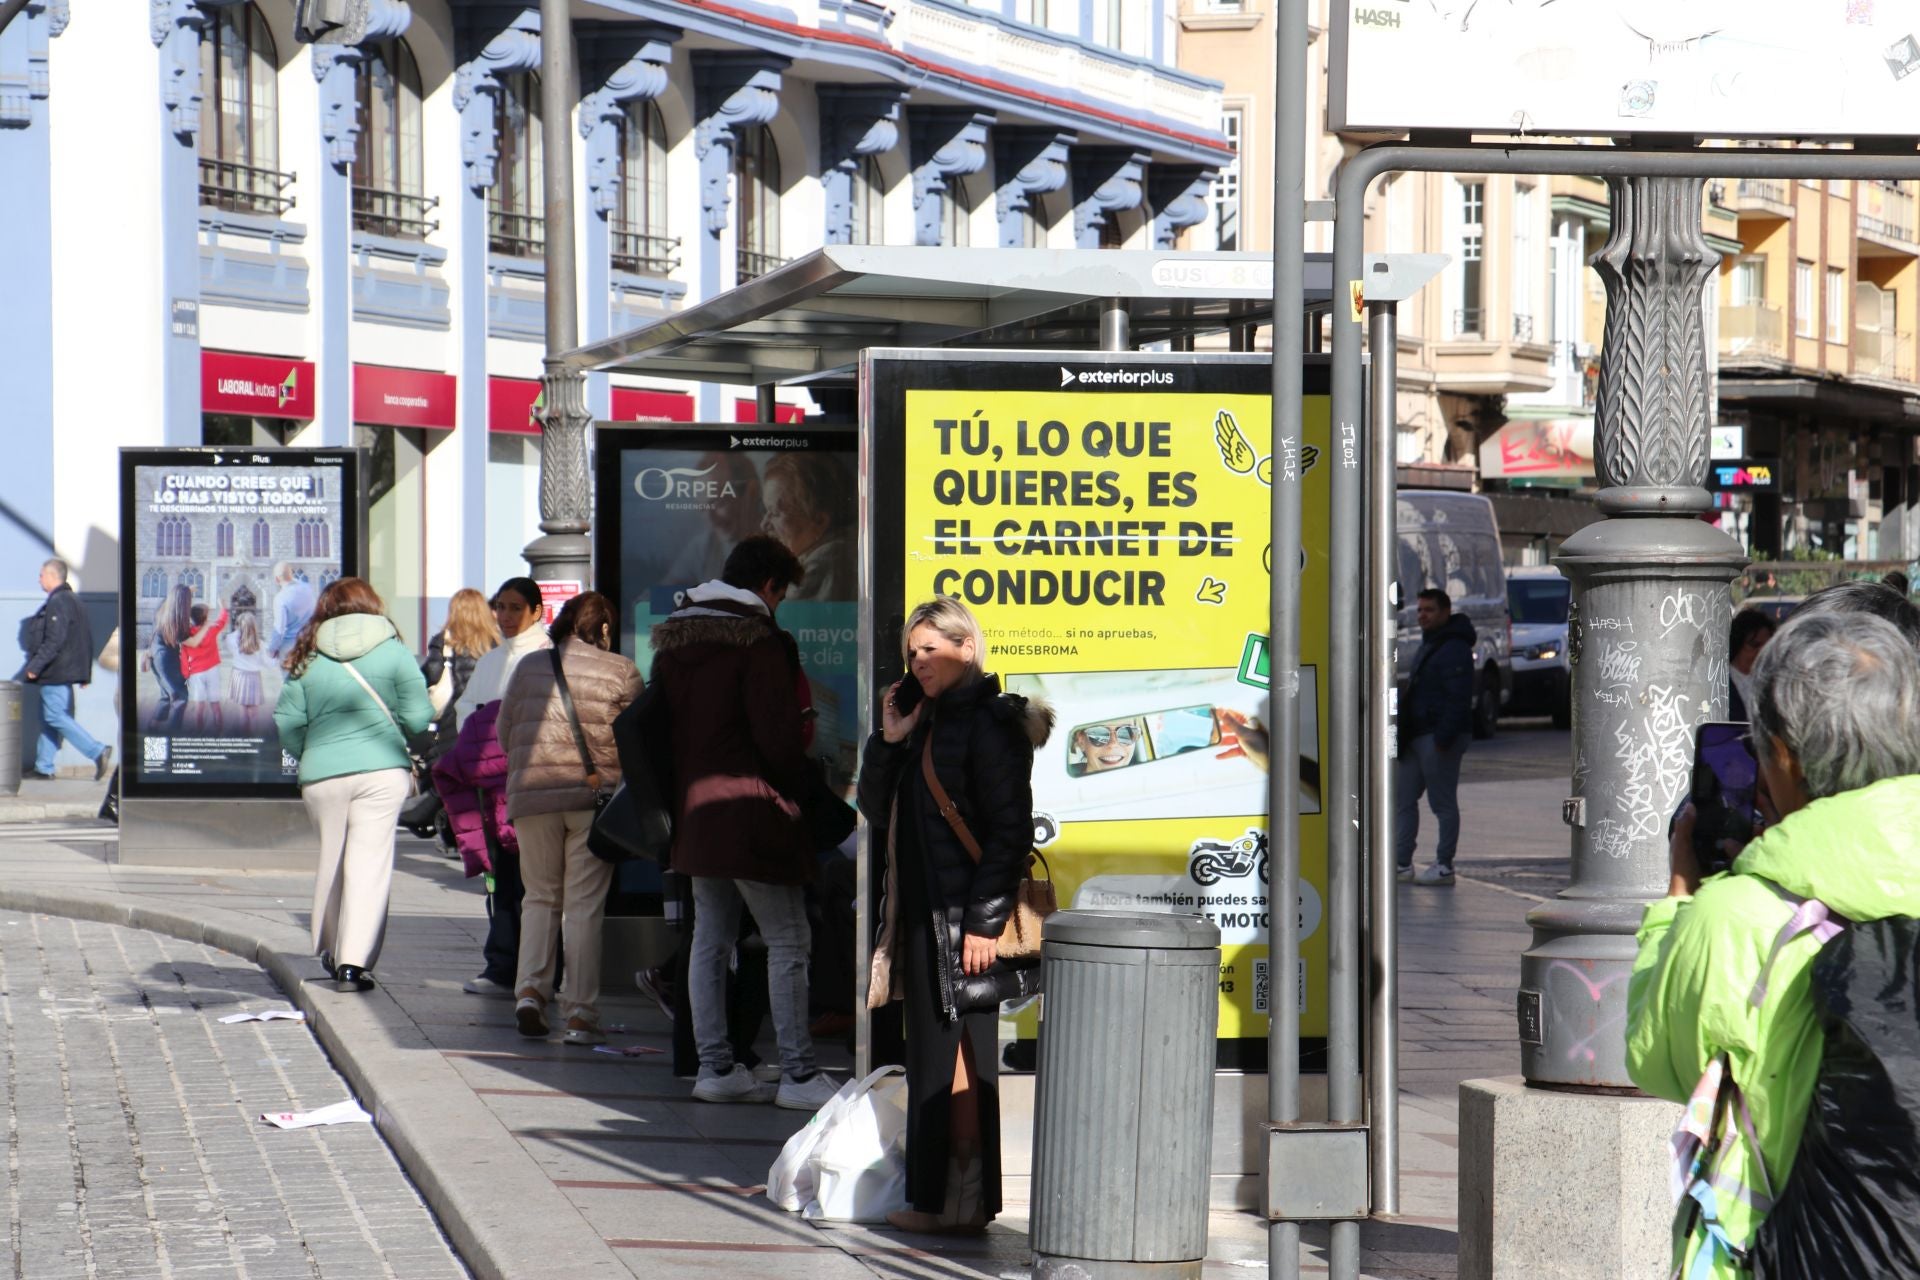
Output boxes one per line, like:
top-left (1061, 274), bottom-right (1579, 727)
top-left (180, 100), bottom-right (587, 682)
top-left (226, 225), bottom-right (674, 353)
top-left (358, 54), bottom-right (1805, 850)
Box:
top-left (1479, 418), bottom-right (1595, 481)
top-left (561, 246), bottom-right (1335, 386)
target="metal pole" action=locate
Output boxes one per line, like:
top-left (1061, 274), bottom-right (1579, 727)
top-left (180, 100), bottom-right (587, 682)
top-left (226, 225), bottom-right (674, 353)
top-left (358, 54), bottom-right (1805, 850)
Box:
top-left (1268, 0), bottom-right (1306, 1275)
top-left (1364, 300), bottom-right (1399, 1214)
top-left (756, 384), bottom-right (778, 422)
top-left (1330, 144), bottom-right (1920, 1089)
top-left (1099, 300), bottom-right (1131, 351)
top-left (524, 0), bottom-right (594, 585)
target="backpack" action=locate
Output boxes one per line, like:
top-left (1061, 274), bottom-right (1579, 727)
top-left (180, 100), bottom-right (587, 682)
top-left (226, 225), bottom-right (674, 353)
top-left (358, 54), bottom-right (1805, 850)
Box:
top-left (1750, 916), bottom-right (1920, 1278)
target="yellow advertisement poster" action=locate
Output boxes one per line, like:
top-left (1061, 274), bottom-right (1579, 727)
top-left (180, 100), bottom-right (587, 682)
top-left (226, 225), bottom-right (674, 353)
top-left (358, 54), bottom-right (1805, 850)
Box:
top-left (877, 353), bottom-right (1331, 1043)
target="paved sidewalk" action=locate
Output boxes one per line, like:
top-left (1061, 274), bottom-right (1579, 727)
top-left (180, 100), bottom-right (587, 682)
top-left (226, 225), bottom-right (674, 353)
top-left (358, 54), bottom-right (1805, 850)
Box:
top-left (0, 772), bottom-right (1556, 1279)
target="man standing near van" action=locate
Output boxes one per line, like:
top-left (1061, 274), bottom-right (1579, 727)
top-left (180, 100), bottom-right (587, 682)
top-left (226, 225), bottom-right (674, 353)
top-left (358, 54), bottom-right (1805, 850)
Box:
top-left (1397, 588), bottom-right (1474, 885)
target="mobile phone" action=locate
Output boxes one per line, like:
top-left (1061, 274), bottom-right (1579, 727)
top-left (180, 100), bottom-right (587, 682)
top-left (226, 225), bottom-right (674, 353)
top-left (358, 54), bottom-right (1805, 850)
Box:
top-left (891, 673), bottom-right (925, 716)
top-left (1691, 721), bottom-right (1760, 875)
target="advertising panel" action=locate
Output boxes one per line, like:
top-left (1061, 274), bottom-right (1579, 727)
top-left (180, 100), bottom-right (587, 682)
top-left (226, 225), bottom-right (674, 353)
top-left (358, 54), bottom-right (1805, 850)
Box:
top-left (119, 448), bottom-right (361, 799)
top-left (865, 351), bottom-right (1333, 1054)
top-left (593, 425), bottom-right (862, 792)
top-left (1331, 0), bottom-right (1920, 138)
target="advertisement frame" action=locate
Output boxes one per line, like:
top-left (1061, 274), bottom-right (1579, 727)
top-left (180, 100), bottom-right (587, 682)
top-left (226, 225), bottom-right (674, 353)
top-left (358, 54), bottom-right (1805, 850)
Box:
top-left (862, 349), bottom-right (1335, 1069)
top-left (118, 447), bottom-right (364, 802)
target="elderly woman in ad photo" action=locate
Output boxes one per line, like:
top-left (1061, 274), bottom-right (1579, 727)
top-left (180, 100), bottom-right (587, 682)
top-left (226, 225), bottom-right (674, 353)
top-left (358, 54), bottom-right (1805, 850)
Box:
top-left (761, 452), bottom-right (855, 602)
top-left (1628, 613), bottom-right (1920, 1278)
top-left (858, 597), bottom-right (1052, 1235)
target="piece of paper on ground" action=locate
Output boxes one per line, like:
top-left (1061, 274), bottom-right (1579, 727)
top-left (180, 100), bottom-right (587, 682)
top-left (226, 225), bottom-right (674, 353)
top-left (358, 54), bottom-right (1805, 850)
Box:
top-left (260, 1099), bottom-right (372, 1129)
top-left (592, 1044), bottom-right (665, 1058)
top-left (220, 1008), bottom-right (307, 1024)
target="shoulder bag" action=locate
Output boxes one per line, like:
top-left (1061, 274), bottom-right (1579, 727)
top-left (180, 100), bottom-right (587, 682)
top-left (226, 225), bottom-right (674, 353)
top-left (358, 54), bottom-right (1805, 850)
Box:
top-left (340, 659), bottom-right (431, 796)
top-left (918, 737), bottom-right (1056, 961)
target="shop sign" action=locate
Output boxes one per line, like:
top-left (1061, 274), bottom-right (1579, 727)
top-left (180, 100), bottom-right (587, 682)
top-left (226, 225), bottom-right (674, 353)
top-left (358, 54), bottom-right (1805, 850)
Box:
top-left (1710, 424), bottom-right (1745, 461)
top-left (536, 580), bottom-right (582, 627)
top-left (202, 351), bottom-right (316, 420)
top-left (353, 365), bottom-right (455, 430)
top-left (488, 377), bottom-right (543, 434)
top-left (1709, 459), bottom-right (1779, 490)
top-left (610, 387), bottom-right (695, 422)
top-left (867, 350), bottom-right (1334, 1051)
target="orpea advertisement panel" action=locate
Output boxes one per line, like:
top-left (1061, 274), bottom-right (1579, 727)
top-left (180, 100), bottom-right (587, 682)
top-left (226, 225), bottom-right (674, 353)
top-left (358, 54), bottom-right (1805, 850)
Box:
top-left (118, 448), bottom-right (361, 799)
top-left (865, 352), bottom-right (1331, 1051)
top-left (593, 426), bottom-right (862, 793)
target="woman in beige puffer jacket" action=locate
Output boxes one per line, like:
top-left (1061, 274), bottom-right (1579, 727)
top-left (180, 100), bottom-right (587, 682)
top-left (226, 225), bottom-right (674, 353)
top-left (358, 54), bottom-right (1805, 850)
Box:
top-left (496, 591), bottom-right (642, 1045)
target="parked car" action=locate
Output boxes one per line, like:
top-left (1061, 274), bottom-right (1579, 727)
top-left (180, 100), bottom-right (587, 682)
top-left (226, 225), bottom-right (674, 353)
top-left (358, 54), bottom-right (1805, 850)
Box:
top-left (1505, 566), bottom-right (1572, 728)
top-left (1395, 491), bottom-right (1512, 739)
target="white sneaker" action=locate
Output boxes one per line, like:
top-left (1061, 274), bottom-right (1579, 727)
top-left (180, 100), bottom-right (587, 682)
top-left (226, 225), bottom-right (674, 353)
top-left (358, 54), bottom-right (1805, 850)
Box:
top-left (692, 1064), bottom-right (777, 1104)
top-left (1395, 866), bottom-right (1415, 883)
top-left (750, 1062), bottom-right (782, 1084)
top-left (463, 976), bottom-right (513, 997)
top-left (776, 1073), bottom-right (841, 1111)
top-left (1414, 863), bottom-right (1455, 885)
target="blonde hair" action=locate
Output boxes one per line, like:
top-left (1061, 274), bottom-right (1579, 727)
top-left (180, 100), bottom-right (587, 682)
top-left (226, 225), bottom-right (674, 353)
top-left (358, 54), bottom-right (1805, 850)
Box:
top-left (442, 587), bottom-right (502, 658)
top-left (235, 612), bottom-right (262, 655)
top-left (902, 596), bottom-right (986, 679)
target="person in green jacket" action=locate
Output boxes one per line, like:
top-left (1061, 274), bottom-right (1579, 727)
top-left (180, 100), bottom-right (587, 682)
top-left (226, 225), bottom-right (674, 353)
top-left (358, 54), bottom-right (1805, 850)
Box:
top-left (273, 577), bottom-right (432, 993)
top-left (1627, 611), bottom-right (1920, 1279)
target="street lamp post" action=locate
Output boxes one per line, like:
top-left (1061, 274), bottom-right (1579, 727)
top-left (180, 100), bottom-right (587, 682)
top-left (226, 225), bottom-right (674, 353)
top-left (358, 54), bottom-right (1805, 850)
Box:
top-left (526, 0), bottom-right (594, 586)
top-left (1521, 175), bottom-right (1747, 1089)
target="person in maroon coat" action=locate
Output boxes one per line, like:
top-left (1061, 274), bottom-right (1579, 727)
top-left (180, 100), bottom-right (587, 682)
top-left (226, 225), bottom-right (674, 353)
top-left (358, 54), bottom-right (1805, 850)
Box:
top-left (650, 536), bottom-right (839, 1111)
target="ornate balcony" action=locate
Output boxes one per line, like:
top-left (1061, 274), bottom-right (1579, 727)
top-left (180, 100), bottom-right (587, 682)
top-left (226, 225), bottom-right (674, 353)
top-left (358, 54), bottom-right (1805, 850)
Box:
top-left (489, 211), bottom-right (544, 260)
top-left (612, 230), bottom-right (681, 277)
top-left (199, 157), bottom-right (295, 218)
top-left (353, 187), bottom-right (440, 241)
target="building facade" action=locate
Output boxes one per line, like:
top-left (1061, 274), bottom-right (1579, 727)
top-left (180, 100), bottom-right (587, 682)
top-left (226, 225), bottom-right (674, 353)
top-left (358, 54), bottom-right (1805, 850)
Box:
top-left (2, 0), bottom-right (1227, 713)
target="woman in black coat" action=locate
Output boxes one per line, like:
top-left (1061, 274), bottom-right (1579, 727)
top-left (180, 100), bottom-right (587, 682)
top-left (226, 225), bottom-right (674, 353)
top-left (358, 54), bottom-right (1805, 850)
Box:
top-left (857, 597), bottom-right (1051, 1234)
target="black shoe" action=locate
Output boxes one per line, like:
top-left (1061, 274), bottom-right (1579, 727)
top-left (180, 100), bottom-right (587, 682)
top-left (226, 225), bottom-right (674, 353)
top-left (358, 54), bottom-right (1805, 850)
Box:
top-left (319, 951), bottom-right (335, 979)
top-left (93, 747), bottom-right (113, 783)
top-left (333, 966), bottom-right (375, 992)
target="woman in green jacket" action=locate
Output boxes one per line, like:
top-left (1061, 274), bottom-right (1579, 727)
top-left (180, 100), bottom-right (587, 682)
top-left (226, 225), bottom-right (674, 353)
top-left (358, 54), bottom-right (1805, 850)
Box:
top-left (273, 577), bottom-right (432, 993)
top-left (1627, 611), bottom-right (1920, 1278)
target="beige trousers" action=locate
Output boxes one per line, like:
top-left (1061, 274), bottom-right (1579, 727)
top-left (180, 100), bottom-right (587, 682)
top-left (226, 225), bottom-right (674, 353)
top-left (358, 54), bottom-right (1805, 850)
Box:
top-left (514, 809), bottom-right (613, 1025)
top-left (302, 767), bottom-right (411, 970)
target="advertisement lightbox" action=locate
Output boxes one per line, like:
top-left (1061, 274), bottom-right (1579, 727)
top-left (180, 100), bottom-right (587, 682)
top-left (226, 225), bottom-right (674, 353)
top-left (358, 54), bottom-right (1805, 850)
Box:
top-left (864, 351), bottom-right (1334, 1058)
top-left (119, 448), bottom-right (362, 800)
top-left (1330, 0), bottom-right (1920, 138)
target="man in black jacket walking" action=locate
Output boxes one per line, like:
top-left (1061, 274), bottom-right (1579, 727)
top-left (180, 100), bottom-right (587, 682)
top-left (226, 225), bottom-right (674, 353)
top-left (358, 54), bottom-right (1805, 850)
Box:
top-left (21, 559), bottom-right (110, 782)
top-left (1395, 588), bottom-right (1474, 885)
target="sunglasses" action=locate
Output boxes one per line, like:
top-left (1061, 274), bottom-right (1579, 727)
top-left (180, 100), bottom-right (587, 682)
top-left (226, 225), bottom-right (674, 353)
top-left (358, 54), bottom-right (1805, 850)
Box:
top-left (1080, 725), bottom-right (1139, 747)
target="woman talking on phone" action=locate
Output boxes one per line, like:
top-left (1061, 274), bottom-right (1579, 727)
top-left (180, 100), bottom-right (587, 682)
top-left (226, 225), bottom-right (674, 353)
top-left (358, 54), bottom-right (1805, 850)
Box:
top-left (858, 597), bottom-right (1051, 1235)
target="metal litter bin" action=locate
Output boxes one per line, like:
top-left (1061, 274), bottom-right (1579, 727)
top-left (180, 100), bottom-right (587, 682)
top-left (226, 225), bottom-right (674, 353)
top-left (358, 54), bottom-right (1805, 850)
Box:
top-left (0, 681), bottom-right (22, 795)
top-left (1030, 910), bottom-right (1222, 1280)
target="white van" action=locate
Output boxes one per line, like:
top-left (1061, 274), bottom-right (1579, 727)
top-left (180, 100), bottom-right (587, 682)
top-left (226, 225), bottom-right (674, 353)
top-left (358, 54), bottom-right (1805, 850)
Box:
top-left (1395, 491), bottom-right (1512, 739)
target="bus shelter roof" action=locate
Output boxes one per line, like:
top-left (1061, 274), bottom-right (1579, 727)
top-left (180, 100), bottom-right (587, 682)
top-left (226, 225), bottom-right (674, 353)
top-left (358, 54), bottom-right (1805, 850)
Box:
top-left (560, 246), bottom-right (1335, 386)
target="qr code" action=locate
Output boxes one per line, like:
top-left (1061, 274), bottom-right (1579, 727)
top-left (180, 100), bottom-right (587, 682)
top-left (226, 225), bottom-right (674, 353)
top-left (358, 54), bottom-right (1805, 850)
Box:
top-left (144, 737), bottom-right (168, 765)
top-left (1252, 960), bottom-right (1308, 1016)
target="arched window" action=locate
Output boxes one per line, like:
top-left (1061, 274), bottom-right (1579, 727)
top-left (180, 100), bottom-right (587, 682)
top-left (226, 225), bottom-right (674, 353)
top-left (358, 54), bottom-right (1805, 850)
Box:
top-left (612, 98), bottom-right (673, 274)
top-left (198, 4), bottom-right (286, 217)
top-left (849, 154), bottom-right (883, 246)
top-left (141, 568), bottom-right (167, 598)
top-left (489, 71), bottom-right (543, 257)
top-left (156, 516), bottom-right (191, 558)
top-left (178, 567), bottom-right (205, 598)
top-left (735, 126), bottom-right (781, 282)
top-left (295, 515), bottom-right (330, 560)
top-left (252, 517), bottom-right (272, 559)
top-left (354, 38), bottom-right (430, 238)
top-left (320, 569), bottom-right (341, 587)
top-left (215, 517), bottom-right (235, 559)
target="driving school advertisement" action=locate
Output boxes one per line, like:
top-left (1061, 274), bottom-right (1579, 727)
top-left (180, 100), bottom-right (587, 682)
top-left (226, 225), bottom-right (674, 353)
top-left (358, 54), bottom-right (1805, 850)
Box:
top-left (118, 448), bottom-right (361, 800)
top-left (865, 351), bottom-right (1331, 1049)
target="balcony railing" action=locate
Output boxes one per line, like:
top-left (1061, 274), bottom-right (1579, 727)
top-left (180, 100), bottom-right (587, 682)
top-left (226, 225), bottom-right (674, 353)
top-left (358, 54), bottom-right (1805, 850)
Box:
top-left (1449, 308), bottom-right (1484, 338)
top-left (1720, 301), bottom-right (1786, 359)
top-left (1512, 313), bottom-right (1536, 343)
top-left (1856, 326), bottom-right (1917, 383)
top-left (199, 157), bottom-right (296, 218)
top-left (1859, 184), bottom-right (1917, 246)
top-left (612, 230), bottom-right (681, 277)
top-left (353, 187), bottom-right (440, 240)
top-left (737, 248), bottom-right (787, 283)
top-left (489, 210), bottom-right (545, 260)
top-left (1732, 178), bottom-right (1791, 210)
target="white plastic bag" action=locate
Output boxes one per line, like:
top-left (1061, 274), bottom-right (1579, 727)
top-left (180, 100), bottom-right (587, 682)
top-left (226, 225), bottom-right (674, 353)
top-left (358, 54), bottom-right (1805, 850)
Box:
top-left (767, 1065), bottom-right (908, 1222)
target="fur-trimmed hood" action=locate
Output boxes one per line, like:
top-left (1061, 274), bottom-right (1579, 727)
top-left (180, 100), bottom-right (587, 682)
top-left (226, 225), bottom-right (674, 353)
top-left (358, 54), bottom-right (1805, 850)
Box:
top-left (939, 673), bottom-right (1054, 748)
top-left (651, 580), bottom-right (780, 655)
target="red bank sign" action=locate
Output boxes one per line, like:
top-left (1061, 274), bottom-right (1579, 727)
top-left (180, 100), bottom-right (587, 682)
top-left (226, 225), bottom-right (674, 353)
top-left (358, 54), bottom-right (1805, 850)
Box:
top-left (202, 351), bottom-right (316, 420)
top-left (354, 365), bottom-right (456, 430)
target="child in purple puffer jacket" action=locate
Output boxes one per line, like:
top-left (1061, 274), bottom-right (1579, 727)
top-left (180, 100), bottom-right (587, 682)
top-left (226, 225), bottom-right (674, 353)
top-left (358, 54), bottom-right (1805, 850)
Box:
top-left (434, 700), bottom-right (521, 994)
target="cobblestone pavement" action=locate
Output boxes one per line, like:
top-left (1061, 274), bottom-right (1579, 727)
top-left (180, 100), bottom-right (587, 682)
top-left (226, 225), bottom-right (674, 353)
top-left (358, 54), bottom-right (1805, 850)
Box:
top-left (3, 907), bottom-right (469, 1280)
